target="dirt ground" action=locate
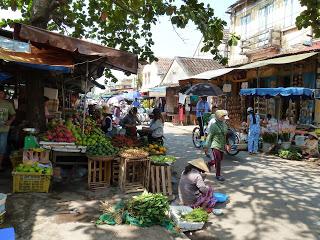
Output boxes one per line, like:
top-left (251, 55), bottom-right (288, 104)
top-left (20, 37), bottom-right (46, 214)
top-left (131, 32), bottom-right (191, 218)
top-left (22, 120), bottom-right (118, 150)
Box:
top-left (1, 123), bottom-right (320, 240)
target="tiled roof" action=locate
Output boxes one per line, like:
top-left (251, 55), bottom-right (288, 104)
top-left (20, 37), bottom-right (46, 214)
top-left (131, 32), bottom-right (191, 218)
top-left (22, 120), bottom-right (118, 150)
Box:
top-left (175, 57), bottom-right (223, 76)
top-left (156, 57), bottom-right (174, 76)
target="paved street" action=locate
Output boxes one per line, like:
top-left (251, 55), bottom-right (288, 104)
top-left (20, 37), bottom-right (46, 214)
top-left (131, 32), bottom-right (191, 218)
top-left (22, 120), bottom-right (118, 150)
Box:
top-left (164, 123), bottom-right (320, 240)
top-left (2, 123), bottom-right (320, 240)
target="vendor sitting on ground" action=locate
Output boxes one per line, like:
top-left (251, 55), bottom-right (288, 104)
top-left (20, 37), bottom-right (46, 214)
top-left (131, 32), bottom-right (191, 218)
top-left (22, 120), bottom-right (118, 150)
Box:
top-left (302, 132), bottom-right (319, 158)
top-left (178, 159), bottom-right (216, 212)
top-left (120, 107), bottom-right (141, 137)
top-left (138, 108), bottom-right (164, 143)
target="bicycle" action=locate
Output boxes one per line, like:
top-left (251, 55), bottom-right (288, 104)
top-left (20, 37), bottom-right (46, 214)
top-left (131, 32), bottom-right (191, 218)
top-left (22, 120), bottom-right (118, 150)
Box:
top-left (192, 116), bottom-right (241, 156)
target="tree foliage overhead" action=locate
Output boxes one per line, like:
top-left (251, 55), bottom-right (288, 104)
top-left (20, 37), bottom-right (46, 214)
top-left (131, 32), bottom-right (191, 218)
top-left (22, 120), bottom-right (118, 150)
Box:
top-left (296, 0), bottom-right (320, 38)
top-left (0, 0), bottom-right (238, 66)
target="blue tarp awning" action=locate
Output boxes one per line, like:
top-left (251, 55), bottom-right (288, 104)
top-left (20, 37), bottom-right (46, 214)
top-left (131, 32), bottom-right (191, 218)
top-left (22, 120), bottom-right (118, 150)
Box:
top-left (122, 91), bottom-right (141, 100)
top-left (0, 71), bottom-right (11, 81)
top-left (240, 87), bottom-right (314, 97)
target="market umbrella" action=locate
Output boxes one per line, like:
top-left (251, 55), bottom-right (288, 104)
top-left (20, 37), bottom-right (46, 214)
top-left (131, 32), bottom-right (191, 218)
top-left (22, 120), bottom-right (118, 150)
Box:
top-left (184, 83), bottom-right (223, 96)
top-left (123, 91), bottom-right (142, 100)
top-left (107, 95), bottom-right (124, 106)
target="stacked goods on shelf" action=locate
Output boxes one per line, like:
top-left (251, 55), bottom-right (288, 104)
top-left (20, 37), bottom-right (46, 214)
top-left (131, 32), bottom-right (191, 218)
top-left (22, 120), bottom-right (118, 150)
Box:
top-left (254, 98), bottom-right (267, 117)
top-left (226, 96), bottom-right (242, 126)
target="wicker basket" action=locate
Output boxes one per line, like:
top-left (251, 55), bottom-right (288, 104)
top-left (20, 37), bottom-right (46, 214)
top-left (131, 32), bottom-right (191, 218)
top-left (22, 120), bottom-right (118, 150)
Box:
top-left (12, 172), bottom-right (52, 193)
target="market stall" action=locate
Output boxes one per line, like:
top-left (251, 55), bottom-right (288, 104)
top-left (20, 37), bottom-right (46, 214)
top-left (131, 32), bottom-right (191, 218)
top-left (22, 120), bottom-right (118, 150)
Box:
top-left (240, 87), bottom-right (315, 151)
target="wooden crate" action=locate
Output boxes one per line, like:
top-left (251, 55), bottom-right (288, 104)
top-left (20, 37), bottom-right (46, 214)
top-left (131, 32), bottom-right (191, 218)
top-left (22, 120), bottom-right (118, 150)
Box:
top-left (23, 150), bottom-right (50, 164)
top-left (111, 158), bottom-right (120, 185)
top-left (88, 156), bottom-right (113, 190)
top-left (119, 157), bottom-right (150, 194)
top-left (149, 164), bottom-right (173, 196)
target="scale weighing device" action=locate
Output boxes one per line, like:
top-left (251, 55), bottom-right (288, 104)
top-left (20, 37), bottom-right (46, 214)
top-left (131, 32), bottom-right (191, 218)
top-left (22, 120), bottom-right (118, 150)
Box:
top-left (23, 128), bottom-right (39, 149)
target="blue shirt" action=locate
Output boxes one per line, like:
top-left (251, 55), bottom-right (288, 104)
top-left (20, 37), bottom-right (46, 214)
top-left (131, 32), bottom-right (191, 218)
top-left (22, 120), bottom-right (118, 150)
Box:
top-left (196, 101), bottom-right (210, 117)
top-left (132, 101), bottom-right (140, 108)
top-left (248, 114), bottom-right (261, 134)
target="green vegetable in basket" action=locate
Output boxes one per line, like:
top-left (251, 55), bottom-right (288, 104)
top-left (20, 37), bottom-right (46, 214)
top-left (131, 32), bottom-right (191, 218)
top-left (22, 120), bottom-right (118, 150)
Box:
top-left (181, 208), bottom-right (209, 222)
top-left (15, 163), bottom-right (52, 175)
top-left (150, 155), bottom-right (176, 164)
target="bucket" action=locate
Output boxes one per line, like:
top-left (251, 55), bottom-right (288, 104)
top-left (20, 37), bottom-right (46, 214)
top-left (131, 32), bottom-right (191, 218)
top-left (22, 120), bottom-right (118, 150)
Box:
top-left (213, 192), bottom-right (229, 203)
top-left (0, 193), bottom-right (7, 213)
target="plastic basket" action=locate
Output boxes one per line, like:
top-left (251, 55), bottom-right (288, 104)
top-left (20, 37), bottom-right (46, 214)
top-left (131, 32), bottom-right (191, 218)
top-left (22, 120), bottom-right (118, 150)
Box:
top-left (12, 172), bottom-right (52, 193)
top-left (0, 211), bottom-right (5, 225)
top-left (0, 193), bottom-right (6, 213)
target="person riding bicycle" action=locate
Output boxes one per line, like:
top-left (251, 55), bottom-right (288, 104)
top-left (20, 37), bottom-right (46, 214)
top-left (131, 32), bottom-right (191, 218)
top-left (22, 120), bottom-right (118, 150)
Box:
top-left (205, 110), bottom-right (230, 182)
top-left (196, 96), bottom-right (210, 137)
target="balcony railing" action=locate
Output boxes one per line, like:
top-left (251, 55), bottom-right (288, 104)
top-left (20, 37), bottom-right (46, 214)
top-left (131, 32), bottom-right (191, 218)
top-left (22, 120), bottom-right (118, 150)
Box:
top-left (241, 29), bottom-right (281, 55)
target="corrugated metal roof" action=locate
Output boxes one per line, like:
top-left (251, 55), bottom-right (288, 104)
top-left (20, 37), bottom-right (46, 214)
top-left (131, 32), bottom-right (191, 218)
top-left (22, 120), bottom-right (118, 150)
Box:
top-left (238, 52), bottom-right (317, 70)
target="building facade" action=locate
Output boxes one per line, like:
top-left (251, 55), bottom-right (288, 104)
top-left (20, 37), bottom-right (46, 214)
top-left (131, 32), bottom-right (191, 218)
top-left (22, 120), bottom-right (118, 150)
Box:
top-left (227, 0), bottom-right (313, 66)
top-left (140, 58), bottom-right (173, 92)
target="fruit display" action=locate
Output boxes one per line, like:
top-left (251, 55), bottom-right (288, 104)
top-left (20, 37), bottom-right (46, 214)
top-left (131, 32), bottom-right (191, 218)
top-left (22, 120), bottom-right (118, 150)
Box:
top-left (112, 135), bottom-right (140, 148)
top-left (15, 163), bottom-right (53, 175)
top-left (119, 148), bottom-right (149, 159)
top-left (181, 208), bottom-right (209, 223)
top-left (87, 142), bottom-right (119, 157)
top-left (150, 155), bottom-right (176, 165)
top-left (65, 117), bottom-right (110, 146)
top-left (144, 144), bottom-right (167, 155)
top-left (43, 124), bottom-right (76, 143)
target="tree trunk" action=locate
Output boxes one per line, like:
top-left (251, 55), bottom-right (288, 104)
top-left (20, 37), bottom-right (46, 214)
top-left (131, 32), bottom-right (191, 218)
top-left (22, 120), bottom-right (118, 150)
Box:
top-left (25, 0), bottom-right (57, 130)
top-left (25, 71), bottom-right (46, 131)
top-left (30, 0), bottom-right (58, 28)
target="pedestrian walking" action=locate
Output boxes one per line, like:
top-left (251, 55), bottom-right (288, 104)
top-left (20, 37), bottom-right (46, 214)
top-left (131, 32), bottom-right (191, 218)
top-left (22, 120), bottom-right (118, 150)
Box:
top-left (205, 110), bottom-right (230, 181)
top-left (247, 107), bottom-right (261, 154)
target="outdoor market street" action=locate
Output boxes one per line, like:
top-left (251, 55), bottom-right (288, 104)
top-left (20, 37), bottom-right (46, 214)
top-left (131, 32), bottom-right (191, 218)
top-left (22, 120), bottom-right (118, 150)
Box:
top-left (165, 123), bottom-right (320, 240)
top-left (1, 123), bottom-right (320, 240)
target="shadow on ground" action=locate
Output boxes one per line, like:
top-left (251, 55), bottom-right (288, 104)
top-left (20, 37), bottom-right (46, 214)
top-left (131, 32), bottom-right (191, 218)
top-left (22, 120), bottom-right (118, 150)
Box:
top-left (165, 125), bottom-right (320, 240)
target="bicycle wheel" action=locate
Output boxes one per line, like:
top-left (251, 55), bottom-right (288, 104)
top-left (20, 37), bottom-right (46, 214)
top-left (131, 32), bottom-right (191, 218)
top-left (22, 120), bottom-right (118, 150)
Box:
top-left (226, 131), bottom-right (240, 156)
top-left (192, 127), bottom-right (202, 148)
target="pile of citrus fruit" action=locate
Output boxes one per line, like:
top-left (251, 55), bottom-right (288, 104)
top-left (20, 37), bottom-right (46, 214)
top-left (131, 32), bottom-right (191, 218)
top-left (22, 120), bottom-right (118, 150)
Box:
top-left (144, 144), bottom-right (166, 155)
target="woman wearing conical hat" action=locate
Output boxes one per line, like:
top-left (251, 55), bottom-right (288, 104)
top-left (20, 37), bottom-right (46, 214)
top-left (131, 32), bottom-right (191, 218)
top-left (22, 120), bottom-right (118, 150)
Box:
top-left (178, 159), bottom-right (216, 212)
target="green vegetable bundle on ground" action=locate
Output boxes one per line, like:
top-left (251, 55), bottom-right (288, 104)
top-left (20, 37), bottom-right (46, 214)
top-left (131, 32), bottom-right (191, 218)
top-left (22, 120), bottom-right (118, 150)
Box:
top-left (181, 208), bottom-right (209, 222)
top-left (125, 192), bottom-right (169, 227)
top-left (278, 147), bottom-right (302, 160)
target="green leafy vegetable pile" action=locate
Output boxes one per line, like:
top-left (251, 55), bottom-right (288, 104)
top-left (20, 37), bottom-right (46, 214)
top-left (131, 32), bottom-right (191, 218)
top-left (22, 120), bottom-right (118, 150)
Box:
top-left (278, 148), bottom-right (302, 160)
top-left (150, 155), bottom-right (176, 165)
top-left (125, 192), bottom-right (169, 226)
top-left (181, 208), bottom-right (209, 222)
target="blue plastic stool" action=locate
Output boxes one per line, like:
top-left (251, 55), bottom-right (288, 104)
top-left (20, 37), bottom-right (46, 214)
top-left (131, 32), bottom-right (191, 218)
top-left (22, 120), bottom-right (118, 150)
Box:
top-left (0, 227), bottom-right (15, 240)
top-left (213, 192), bottom-right (229, 203)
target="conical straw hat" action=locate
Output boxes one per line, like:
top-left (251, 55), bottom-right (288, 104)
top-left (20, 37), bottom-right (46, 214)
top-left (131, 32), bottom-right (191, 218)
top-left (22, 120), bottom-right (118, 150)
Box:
top-left (188, 159), bottom-right (210, 173)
